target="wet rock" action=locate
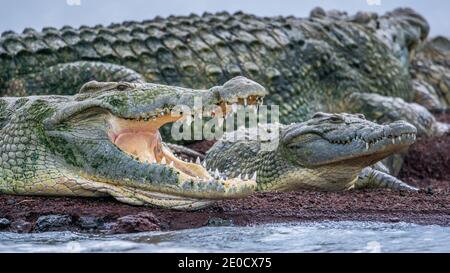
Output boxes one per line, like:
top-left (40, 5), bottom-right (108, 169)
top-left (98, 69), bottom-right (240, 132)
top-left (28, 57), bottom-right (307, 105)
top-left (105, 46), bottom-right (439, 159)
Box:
top-left (110, 212), bottom-right (161, 234)
top-left (0, 218), bottom-right (11, 229)
top-left (206, 217), bottom-right (233, 227)
top-left (35, 215), bottom-right (72, 232)
top-left (11, 220), bottom-right (32, 233)
top-left (389, 217), bottom-right (400, 223)
top-left (77, 216), bottom-right (104, 230)
top-left (101, 222), bottom-right (116, 232)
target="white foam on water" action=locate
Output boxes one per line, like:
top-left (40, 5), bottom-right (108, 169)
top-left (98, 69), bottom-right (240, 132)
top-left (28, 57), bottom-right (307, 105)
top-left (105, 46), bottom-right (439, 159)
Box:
top-left (1, 221), bottom-right (450, 253)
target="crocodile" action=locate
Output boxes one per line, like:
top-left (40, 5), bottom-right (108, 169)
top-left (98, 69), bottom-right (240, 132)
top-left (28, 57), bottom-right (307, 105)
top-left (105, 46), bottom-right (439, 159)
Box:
top-left (203, 112), bottom-right (418, 192)
top-left (0, 8), bottom-right (447, 204)
top-left (0, 7), bottom-right (448, 139)
top-left (0, 77), bottom-right (267, 210)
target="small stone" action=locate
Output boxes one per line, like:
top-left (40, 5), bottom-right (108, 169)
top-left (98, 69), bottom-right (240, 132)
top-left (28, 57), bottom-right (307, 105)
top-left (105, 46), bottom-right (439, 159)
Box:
top-left (389, 217), bottom-right (400, 223)
top-left (11, 220), bottom-right (32, 233)
top-left (110, 212), bottom-right (161, 234)
top-left (77, 216), bottom-right (104, 230)
top-left (206, 217), bottom-right (233, 227)
top-left (0, 218), bottom-right (11, 229)
top-left (35, 215), bottom-right (72, 232)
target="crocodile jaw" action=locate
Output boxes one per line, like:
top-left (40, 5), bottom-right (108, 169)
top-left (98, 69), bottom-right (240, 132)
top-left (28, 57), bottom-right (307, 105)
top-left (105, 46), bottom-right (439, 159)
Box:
top-left (108, 114), bottom-right (211, 180)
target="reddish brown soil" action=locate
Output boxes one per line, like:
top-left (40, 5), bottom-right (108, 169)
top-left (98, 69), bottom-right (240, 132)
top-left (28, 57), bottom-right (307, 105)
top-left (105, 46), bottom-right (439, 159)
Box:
top-left (0, 114), bottom-right (449, 234)
top-left (398, 111), bottom-right (450, 192)
top-left (0, 188), bottom-right (449, 234)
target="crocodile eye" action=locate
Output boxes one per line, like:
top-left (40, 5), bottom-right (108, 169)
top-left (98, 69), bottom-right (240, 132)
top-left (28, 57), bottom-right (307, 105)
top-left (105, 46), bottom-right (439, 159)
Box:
top-left (356, 113), bottom-right (366, 120)
top-left (328, 116), bottom-right (344, 123)
top-left (116, 84), bottom-right (129, 91)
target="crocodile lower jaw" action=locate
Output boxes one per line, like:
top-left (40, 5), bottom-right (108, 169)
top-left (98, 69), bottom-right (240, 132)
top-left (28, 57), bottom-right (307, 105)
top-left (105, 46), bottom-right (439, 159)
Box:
top-left (105, 96), bottom-right (264, 181)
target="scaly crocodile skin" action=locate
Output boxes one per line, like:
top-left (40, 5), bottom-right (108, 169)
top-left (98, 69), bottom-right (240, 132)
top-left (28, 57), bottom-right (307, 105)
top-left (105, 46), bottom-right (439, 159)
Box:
top-left (0, 8), bottom-right (429, 124)
top-left (0, 77), bottom-right (266, 209)
top-left (204, 113), bottom-right (418, 192)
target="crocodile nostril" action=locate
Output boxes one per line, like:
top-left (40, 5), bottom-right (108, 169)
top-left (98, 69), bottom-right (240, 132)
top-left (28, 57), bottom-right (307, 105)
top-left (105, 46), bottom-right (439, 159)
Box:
top-left (116, 84), bottom-right (129, 91)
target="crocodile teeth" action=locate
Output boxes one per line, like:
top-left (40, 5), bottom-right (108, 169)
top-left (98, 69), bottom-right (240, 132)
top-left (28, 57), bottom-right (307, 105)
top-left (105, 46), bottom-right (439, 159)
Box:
top-left (161, 157), bottom-right (166, 164)
top-left (169, 161), bottom-right (174, 167)
top-left (237, 174), bottom-right (242, 180)
top-left (196, 157), bottom-right (201, 164)
top-left (244, 98), bottom-right (248, 106)
top-left (251, 172), bottom-right (257, 181)
top-left (392, 138), bottom-right (395, 144)
top-left (231, 103), bottom-right (238, 113)
top-left (397, 136), bottom-right (401, 142)
top-left (244, 173), bottom-right (249, 180)
top-left (214, 169), bottom-right (220, 178)
top-left (185, 115), bottom-right (192, 126)
top-left (365, 143), bottom-right (369, 150)
top-left (217, 117), bottom-right (224, 127)
top-left (202, 161), bottom-right (207, 168)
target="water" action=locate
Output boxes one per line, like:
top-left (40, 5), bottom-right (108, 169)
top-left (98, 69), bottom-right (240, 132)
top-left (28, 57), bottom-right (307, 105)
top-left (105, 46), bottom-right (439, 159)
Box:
top-left (1, 221), bottom-right (450, 253)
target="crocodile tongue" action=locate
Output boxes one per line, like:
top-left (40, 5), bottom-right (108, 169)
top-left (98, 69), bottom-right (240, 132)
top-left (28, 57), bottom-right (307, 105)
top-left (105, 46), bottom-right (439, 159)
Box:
top-left (114, 131), bottom-right (161, 163)
top-left (107, 114), bottom-right (212, 180)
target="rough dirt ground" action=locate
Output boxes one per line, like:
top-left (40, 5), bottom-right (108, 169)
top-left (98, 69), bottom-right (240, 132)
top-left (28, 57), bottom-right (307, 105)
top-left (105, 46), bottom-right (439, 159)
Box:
top-left (0, 113), bottom-right (449, 234)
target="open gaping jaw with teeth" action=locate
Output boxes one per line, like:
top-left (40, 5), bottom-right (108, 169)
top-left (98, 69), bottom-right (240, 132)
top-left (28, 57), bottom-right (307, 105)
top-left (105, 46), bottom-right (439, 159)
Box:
top-left (107, 115), bottom-right (211, 180)
top-left (107, 97), bottom-right (264, 182)
top-left (40, 77), bottom-right (268, 209)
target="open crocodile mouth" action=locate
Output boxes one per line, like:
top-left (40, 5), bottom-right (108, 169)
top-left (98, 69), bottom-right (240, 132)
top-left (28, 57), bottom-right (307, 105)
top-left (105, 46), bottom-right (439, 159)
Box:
top-left (107, 97), bottom-right (263, 181)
